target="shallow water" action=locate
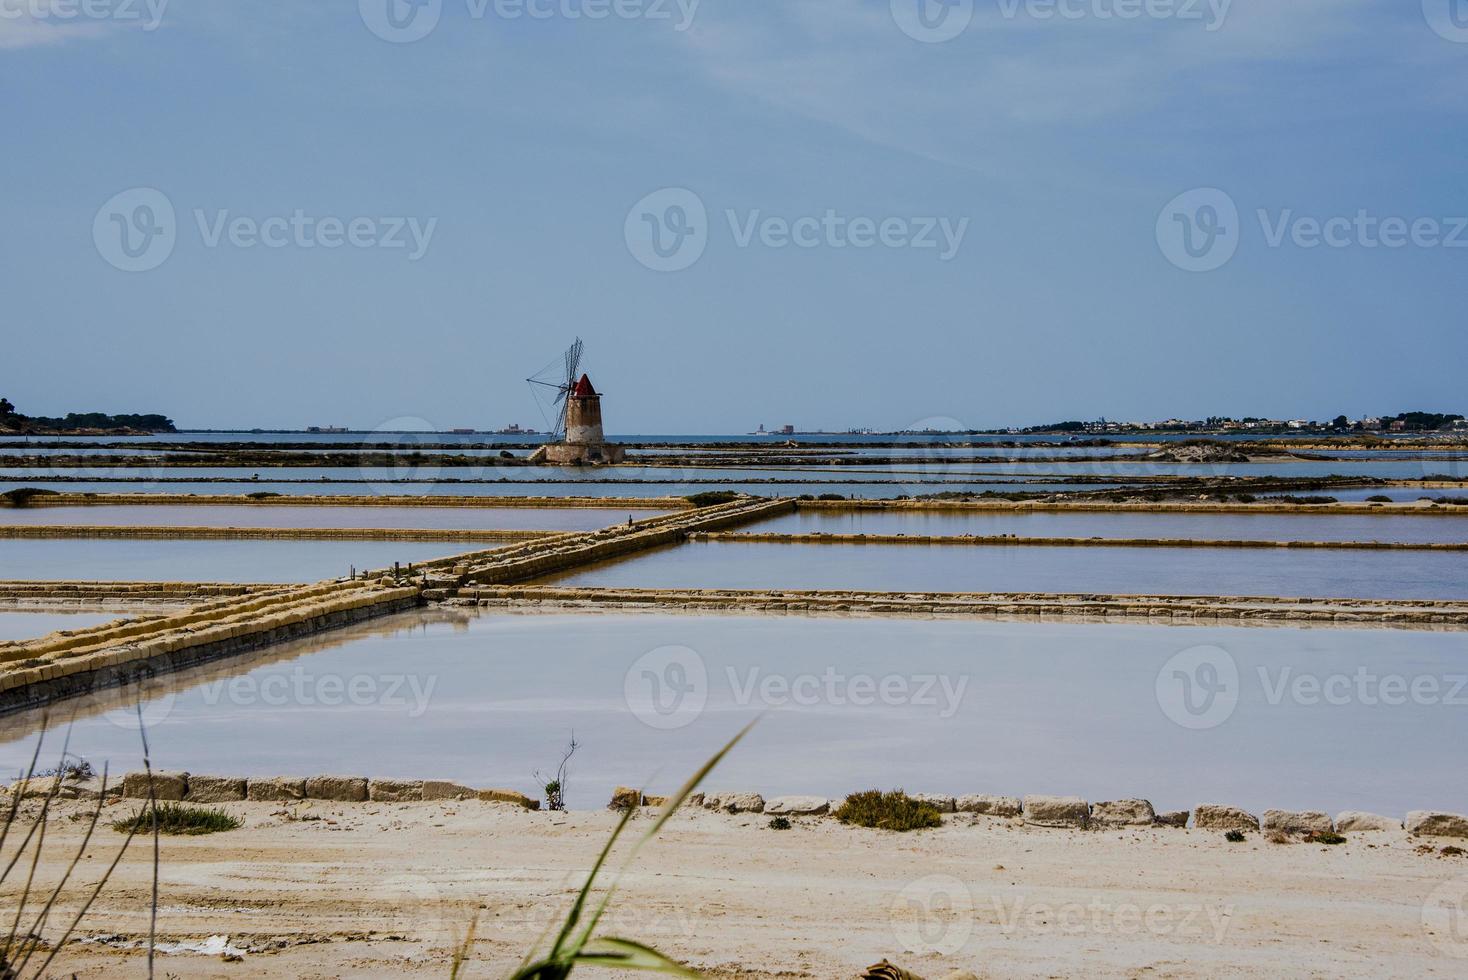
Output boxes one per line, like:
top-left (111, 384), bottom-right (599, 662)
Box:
top-left (544, 540), bottom-right (1468, 600)
top-left (747, 509), bottom-right (1468, 544)
top-left (2, 610), bottom-right (1463, 816)
top-left (0, 505), bottom-right (659, 532)
top-left (0, 539), bottom-right (475, 583)
top-left (0, 610), bottom-right (120, 641)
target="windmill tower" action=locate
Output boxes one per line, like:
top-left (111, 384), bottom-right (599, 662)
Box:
top-left (526, 339), bottom-right (626, 464)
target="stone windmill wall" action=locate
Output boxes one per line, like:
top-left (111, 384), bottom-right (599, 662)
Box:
top-left (531, 374), bottom-right (625, 464)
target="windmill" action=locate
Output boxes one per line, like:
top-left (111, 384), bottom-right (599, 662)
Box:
top-left (526, 339), bottom-right (625, 464)
top-left (526, 338), bottom-right (586, 441)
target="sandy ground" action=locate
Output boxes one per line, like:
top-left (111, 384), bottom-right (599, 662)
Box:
top-left (3, 798), bottom-right (1467, 978)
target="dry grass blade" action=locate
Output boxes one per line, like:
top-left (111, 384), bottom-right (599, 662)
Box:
top-left (10, 765), bottom-right (113, 977)
top-left (1, 727), bottom-right (73, 969)
top-left (450, 911), bottom-right (480, 979)
top-left (0, 713), bottom-right (48, 877)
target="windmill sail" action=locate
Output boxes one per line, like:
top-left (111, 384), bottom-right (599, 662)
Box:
top-left (527, 337), bottom-right (586, 441)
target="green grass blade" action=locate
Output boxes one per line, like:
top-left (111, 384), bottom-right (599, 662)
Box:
top-left (575, 936), bottom-right (702, 976)
top-left (573, 719), bottom-right (758, 950)
top-left (546, 803), bottom-right (636, 960)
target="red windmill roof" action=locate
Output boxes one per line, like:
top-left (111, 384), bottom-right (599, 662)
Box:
top-left (571, 374), bottom-right (598, 399)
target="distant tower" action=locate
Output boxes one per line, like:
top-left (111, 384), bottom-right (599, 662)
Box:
top-left (564, 375), bottom-right (606, 446)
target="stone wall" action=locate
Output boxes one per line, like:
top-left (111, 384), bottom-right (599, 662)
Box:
top-left (605, 788), bottom-right (1468, 839)
top-left (463, 585), bottom-right (1468, 629)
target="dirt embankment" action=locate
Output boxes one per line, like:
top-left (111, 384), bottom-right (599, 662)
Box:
top-left (6, 800), bottom-right (1466, 978)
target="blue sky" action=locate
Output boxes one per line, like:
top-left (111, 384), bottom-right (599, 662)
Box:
top-left (4, 0), bottom-right (1466, 433)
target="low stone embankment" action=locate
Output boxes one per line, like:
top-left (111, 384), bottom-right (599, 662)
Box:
top-left (461, 585), bottom-right (1468, 628)
top-left (795, 498), bottom-right (1468, 517)
top-left (692, 531), bottom-right (1468, 552)
top-left (438, 497), bottom-right (795, 588)
top-left (0, 579), bottom-right (420, 714)
top-left (0, 492), bottom-right (688, 510)
top-left (617, 790), bottom-right (1468, 839)
top-left (0, 525), bottom-right (563, 543)
top-left (0, 581), bottom-right (275, 604)
top-left (0, 498), bottom-right (791, 711)
top-left (6, 771), bottom-right (540, 810)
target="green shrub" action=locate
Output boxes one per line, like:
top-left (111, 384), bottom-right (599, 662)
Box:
top-left (834, 790), bottom-right (943, 832)
top-left (110, 803), bottom-right (242, 836)
top-left (684, 491), bottom-right (741, 508)
top-left (1304, 831), bottom-right (1346, 845)
top-left (1365, 495), bottom-right (1393, 503)
top-left (768, 816), bottom-right (792, 831)
top-left (817, 493), bottom-right (846, 501)
top-left (1, 487), bottom-right (60, 507)
top-left (245, 491), bottom-right (282, 500)
top-left (1224, 829), bottom-right (1247, 843)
